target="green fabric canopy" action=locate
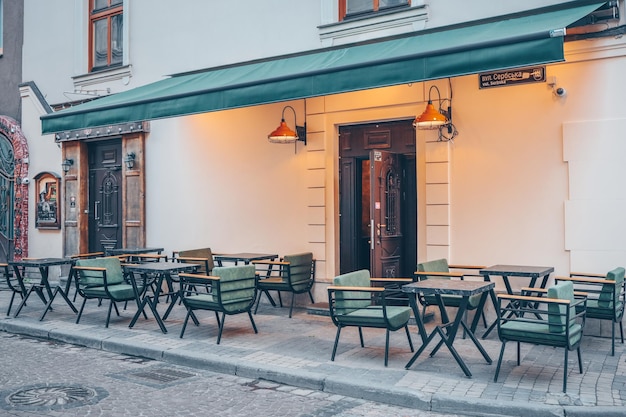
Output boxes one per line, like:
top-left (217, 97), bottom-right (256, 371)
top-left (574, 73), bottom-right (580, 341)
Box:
top-left (41, 2), bottom-right (604, 134)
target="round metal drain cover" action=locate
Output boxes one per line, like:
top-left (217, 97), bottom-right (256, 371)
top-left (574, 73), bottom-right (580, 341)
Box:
top-left (2, 385), bottom-right (107, 411)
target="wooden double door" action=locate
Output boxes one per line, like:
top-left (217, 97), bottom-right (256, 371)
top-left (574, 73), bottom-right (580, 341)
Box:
top-left (339, 120), bottom-right (416, 277)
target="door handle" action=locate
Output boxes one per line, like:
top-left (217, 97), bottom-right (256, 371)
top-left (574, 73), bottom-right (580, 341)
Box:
top-left (94, 201), bottom-right (100, 221)
top-left (370, 219), bottom-right (374, 250)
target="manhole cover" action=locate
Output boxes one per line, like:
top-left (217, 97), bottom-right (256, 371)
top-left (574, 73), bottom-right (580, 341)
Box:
top-left (1, 384), bottom-right (108, 411)
top-left (132, 368), bottom-right (195, 383)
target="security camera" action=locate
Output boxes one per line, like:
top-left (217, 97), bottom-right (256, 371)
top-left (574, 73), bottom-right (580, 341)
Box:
top-left (21, 178), bottom-right (30, 185)
top-left (554, 87), bottom-right (567, 97)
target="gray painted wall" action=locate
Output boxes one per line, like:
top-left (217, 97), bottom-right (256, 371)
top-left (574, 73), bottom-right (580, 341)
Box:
top-left (0, 0), bottom-right (23, 122)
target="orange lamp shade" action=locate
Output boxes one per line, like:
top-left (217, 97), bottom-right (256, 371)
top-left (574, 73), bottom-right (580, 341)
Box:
top-left (413, 102), bottom-right (447, 129)
top-left (268, 119), bottom-right (299, 143)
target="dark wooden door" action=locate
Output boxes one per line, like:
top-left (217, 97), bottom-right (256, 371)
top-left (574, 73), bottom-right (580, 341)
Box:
top-left (339, 120), bottom-right (416, 276)
top-left (88, 139), bottom-right (122, 253)
top-left (370, 149), bottom-right (403, 277)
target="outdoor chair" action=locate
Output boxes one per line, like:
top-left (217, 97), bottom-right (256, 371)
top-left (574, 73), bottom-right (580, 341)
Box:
top-left (327, 269), bottom-right (414, 366)
top-left (174, 247), bottom-right (215, 275)
top-left (0, 263), bottom-right (25, 316)
top-left (415, 259), bottom-right (487, 332)
top-left (252, 252), bottom-right (315, 318)
top-left (494, 281), bottom-right (587, 392)
top-left (62, 252), bottom-right (105, 302)
top-left (178, 265), bottom-right (258, 344)
top-left (72, 256), bottom-right (143, 327)
top-left (555, 267), bottom-right (625, 356)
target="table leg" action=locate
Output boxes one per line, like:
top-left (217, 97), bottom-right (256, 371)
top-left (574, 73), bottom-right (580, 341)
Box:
top-left (129, 296), bottom-right (168, 333)
top-left (408, 293), bottom-right (428, 344)
top-left (40, 286), bottom-right (78, 321)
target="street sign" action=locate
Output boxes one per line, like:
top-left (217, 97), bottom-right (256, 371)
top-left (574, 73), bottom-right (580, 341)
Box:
top-left (479, 66), bottom-right (545, 89)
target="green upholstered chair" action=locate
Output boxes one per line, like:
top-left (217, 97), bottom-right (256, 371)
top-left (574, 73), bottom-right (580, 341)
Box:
top-left (72, 256), bottom-right (143, 327)
top-left (0, 263), bottom-right (25, 316)
top-left (555, 267), bottom-right (625, 356)
top-left (494, 281), bottom-right (587, 392)
top-left (252, 252), bottom-right (315, 318)
top-left (327, 269), bottom-right (414, 366)
top-left (178, 265), bottom-right (258, 344)
top-left (415, 259), bottom-right (487, 331)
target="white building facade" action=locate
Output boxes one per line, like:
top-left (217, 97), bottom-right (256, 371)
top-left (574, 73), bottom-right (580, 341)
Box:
top-left (18, 0), bottom-right (626, 303)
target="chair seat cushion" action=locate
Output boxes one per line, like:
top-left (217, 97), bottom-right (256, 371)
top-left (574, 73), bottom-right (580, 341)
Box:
top-left (500, 321), bottom-right (582, 346)
top-left (337, 305), bottom-right (411, 329)
top-left (185, 293), bottom-right (253, 312)
top-left (583, 299), bottom-right (623, 319)
top-left (257, 277), bottom-right (288, 290)
top-left (82, 283), bottom-right (139, 301)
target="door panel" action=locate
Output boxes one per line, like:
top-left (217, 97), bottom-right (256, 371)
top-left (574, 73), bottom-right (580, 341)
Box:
top-left (339, 120), bottom-right (416, 276)
top-left (88, 140), bottom-right (122, 253)
top-left (370, 150), bottom-right (403, 277)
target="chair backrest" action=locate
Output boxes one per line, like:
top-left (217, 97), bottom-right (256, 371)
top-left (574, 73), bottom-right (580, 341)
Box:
top-left (75, 256), bottom-right (124, 286)
top-left (213, 265), bottom-right (256, 312)
top-left (547, 281), bottom-right (575, 333)
top-left (417, 259), bottom-right (450, 279)
top-left (283, 252), bottom-right (314, 291)
top-left (332, 269), bottom-right (371, 314)
top-left (598, 267), bottom-right (626, 308)
top-left (179, 247), bottom-right (214, 273)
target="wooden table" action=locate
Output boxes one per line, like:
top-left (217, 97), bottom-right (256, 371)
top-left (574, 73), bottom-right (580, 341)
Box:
top-left (125, 261), bottom-right (199, 333)
top-left (214, 252), bottom-right (278, 266)
top-left (479, 265), bottom-right (554, 339)
top-left (10, 257), bottom-right (78, 320)
top-left (403, 279), bottom-right (494, 377)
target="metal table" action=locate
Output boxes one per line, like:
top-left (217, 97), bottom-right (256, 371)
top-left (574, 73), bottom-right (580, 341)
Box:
top-left (479, 264), bottom-right (554, 338)
top-left (403, 279), bottom-right (494, 377)
top-left (10, 257), bottom-right (78, 320)
top-left (125, 261), bottom-right (199, 333)
top-left (105, 247), bottom-right (164, 256)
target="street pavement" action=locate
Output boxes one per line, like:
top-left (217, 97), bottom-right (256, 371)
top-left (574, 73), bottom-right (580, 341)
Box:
top-left (0, 287), bottom-right (624, 417)
top-left (0, 332), bottom-right (462, 417)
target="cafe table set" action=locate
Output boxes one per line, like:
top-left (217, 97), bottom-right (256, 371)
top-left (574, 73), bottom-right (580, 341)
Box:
top-left (401, 264), bottom-right (555, 377)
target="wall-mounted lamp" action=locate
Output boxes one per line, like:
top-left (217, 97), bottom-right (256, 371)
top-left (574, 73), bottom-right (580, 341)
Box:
top-left (61, 158), bottom-right (74, 173)
top-left (124, 152), bottom-right (136, 169)
top-left (268, 105), bottom-right (307, 147)
top-left (413, 83), bottom-right (458, 142)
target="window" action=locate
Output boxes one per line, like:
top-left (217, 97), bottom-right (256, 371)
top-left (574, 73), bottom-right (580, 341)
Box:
top-left (89, 0), bottom-right (123, 71)
top-left (340, 0), bottom-right (410, 20)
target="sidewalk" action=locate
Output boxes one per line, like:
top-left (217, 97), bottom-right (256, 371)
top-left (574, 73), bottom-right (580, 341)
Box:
top-left (0, 290), bottom-right (624, 417)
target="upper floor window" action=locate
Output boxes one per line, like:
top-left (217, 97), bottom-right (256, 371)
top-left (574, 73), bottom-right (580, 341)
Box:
top-left (340, 0), bottom-right (410, 20)
top-left (89, 0), bottom-right (123, 71)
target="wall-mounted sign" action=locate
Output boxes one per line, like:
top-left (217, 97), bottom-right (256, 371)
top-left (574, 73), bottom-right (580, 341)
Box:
top-left (479, 66), bottom-right (545, 89)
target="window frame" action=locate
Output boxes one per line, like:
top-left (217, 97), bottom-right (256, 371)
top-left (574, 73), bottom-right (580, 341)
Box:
top-left (339, 0), bottom-right (411, 21)
top-left (88, 0), bottom-right (123, 72)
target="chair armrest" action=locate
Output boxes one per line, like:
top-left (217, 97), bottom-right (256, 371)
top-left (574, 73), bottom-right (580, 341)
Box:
top-left (370, 277), bottom-right (413, 284)
top-left (71, 251), bottom-right (104, 259)
top-left (498, 293), bottom-right (571, 305)
top-left (177, 256), bottom-right (210, 262)
top-left (327, 285), bottom-right (384, 292)
top-left (73, 266), bottom-right (106, 272)
top-left (570, 271), bottom-right (606, 278)
top-left (521, 286), bottom-right (588, 297)
top-left (251, 260), bottom-right (288, 266)
top-left (555, 275), bottom-right (614, 285)
top-left (178, 273), bottom-right (219, 281)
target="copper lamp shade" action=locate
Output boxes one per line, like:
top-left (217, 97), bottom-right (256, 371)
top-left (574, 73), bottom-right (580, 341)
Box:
top-left (413, 102), bottom-right (447, 129)
top-left (268, 119), bottom-right (299, 143)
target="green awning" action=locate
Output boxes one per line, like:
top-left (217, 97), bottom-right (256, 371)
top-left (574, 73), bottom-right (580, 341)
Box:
top-left (41, 2), bottom-right (604, 134)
